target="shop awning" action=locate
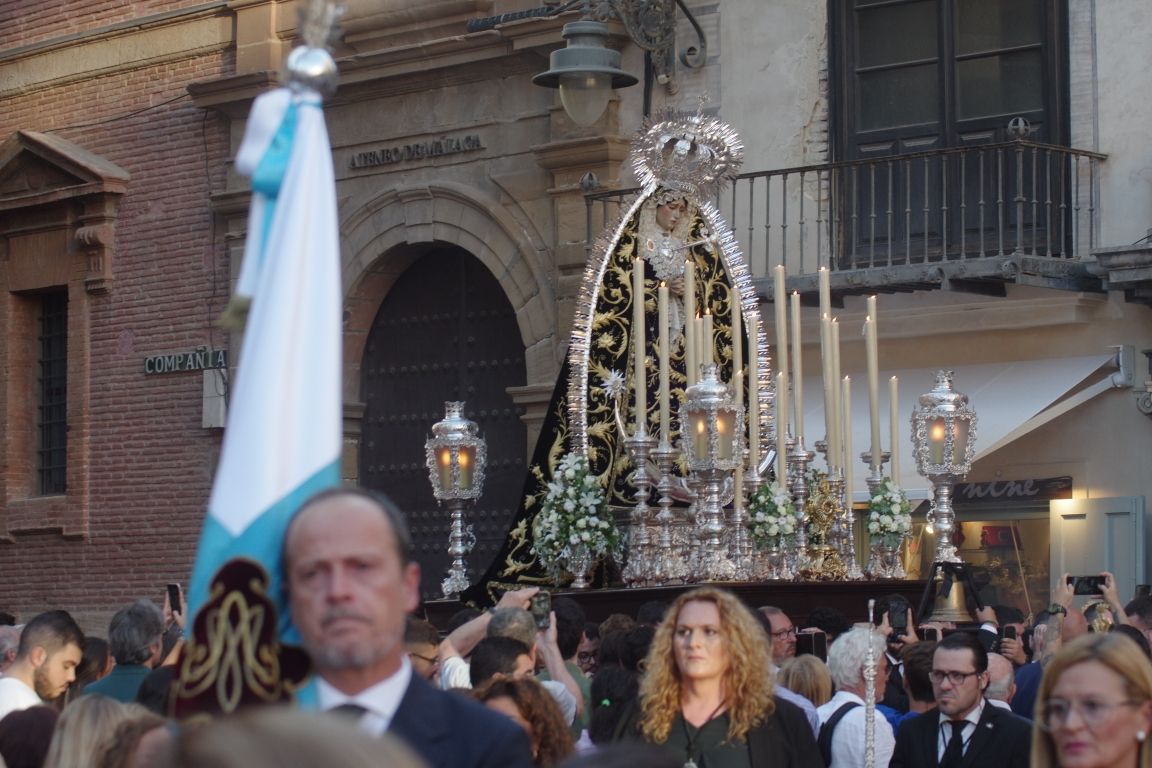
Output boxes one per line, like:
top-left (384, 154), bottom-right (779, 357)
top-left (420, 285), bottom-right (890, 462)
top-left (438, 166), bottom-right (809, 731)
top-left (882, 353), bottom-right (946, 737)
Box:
top-left (797, 353), bottom-right (1119, 499)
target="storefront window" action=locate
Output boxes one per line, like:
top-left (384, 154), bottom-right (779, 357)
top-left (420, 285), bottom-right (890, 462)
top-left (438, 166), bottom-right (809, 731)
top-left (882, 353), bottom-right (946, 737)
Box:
top-left (904, 506), bottom-right (1053, 621)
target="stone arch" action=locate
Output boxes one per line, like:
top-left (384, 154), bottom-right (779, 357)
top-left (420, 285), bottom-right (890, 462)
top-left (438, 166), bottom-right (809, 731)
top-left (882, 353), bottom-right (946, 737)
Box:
top-left (338, 183), bottom-right (558, 476)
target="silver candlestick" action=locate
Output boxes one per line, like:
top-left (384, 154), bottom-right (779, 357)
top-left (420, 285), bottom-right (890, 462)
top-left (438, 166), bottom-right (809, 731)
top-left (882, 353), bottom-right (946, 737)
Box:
top-left (788, 436), bottom-right (815, 573)
top-left (653, 440), bottom-right (686, 583)
top-left (622, 428), bottom-right (658, 585)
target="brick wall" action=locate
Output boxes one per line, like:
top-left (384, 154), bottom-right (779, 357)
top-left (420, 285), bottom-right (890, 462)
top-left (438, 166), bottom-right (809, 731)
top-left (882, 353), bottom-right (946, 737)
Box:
top-left (0, 33), bottom-right (233, 634)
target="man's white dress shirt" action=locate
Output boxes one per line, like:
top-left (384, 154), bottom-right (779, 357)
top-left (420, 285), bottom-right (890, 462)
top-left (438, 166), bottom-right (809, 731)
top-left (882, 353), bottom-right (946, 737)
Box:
top-left (937, 698), bottom-right (985, 761)
top-left (318, 655), bottom-right (413, 736)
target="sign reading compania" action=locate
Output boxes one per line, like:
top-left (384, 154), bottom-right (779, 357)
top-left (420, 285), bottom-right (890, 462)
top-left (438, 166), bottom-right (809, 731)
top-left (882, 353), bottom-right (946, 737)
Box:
top-left (349, 135), bottom-right (485, 170)
top-left (144, 346), bottom-right (228, 375)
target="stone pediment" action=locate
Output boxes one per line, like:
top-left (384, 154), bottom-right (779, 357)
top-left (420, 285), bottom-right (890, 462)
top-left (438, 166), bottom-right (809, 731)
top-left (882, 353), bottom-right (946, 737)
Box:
top-left (0, 130), bottom-right (129, 212)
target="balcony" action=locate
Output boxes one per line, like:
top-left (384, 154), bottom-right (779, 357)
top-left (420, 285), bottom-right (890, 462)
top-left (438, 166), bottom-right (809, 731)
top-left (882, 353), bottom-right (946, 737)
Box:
top-left (583, 140), bottom-right (1137, 302)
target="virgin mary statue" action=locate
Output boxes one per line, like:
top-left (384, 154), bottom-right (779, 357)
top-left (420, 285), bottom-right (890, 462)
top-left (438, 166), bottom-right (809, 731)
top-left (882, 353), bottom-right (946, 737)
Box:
top-left (464, 112), bottom-right (768, 603)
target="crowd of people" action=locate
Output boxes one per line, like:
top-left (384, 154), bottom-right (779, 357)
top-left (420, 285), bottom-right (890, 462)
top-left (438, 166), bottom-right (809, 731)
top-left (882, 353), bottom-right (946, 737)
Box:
top-left (1, 487), bottom-right (1151, 768)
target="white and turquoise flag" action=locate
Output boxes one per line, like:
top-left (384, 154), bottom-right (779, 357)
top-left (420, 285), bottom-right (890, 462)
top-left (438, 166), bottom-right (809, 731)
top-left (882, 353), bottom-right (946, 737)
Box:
top-left (187, 86), bottom-right (341, 641)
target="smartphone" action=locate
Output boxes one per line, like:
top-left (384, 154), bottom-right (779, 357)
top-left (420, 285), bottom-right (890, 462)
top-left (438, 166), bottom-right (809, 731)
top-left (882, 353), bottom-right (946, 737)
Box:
top-left (1000, 625), bottom-right (1017, 641)
top-left (1067, 575), bottom-right (1105, 596)
top-left (530, 592), bottom-right (551, 630)
top-left (167, 583), bottom-right (182, 616)
top-left (795, 630), bottom-right (828, 661)
top-left (920, 626), bottom-right (939, 642)
top-left (888, 595), bottom-right (909, 633)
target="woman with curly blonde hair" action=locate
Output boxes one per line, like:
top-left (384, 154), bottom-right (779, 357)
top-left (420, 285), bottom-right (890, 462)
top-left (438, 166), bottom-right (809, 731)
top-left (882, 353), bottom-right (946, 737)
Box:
top-left (613, 587), bottom-right (822, 767)
top-left (473, 677), bottom-right (575, 767)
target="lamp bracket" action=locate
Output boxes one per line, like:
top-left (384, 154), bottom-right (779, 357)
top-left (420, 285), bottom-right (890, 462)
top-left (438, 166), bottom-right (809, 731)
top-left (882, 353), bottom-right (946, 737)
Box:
top-left (604, 0), bottom-right (707, 90)
top-left (549, 0), bottom-right (706, 92)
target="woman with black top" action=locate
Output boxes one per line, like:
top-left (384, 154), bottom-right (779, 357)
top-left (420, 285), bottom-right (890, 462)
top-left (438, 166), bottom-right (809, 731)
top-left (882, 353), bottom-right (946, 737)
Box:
top-left (613, 587), bottom-right (822, 767)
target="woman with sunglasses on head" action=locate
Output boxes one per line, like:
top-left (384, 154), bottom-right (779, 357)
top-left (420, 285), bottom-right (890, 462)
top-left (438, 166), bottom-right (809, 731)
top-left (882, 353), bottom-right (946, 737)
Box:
top-left (612, 587), bottom-right (821, 767)
top-left (1033, 631), bottom-right (1152, 768)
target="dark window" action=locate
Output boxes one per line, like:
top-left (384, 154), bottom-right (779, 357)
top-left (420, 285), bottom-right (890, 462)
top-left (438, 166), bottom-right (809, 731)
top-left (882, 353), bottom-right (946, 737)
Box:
top-left (831, 0), bottom-right (1067, 263)
top-left (37, 291), bottom-right (67, 495)
top-left (834, 0), bottom-right (1065, 155)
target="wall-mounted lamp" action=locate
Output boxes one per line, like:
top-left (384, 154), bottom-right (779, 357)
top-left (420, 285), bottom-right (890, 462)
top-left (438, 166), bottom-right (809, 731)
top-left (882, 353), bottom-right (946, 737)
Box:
top-left (532, 0), bottom-right (707, 126)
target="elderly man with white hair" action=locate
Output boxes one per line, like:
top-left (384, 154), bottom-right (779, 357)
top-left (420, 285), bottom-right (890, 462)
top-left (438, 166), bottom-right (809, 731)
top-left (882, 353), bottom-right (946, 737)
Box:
top-left (815, 625), bottom-right (896, 767)
top-left (985, 652), bottom-right (1016, 709)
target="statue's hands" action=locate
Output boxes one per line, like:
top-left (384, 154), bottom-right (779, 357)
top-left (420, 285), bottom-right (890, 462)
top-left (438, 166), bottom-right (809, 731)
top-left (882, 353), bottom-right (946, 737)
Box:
top-left (669, 276), bottom-right (685, 298)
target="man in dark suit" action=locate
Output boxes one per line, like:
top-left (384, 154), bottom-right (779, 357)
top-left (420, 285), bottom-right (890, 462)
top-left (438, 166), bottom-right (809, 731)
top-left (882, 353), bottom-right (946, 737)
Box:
top-left (890, 631), bottom-right (1031, 768)
top-left (285, 488), bottom-right (534, 768)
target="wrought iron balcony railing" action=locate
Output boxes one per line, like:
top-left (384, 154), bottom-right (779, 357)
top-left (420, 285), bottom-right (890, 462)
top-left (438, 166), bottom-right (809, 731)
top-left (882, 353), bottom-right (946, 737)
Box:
top-left (585, 140), bottom-right (1108, 296)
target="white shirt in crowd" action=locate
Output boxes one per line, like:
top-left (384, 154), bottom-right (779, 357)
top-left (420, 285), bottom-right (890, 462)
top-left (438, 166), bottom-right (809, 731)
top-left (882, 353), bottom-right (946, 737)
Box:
top-left (0, 677), bottom-right (41, 721)
top-left (816, 689), bottom-right (896, 768)
top-left (439, 655), bottom-right (577, 725)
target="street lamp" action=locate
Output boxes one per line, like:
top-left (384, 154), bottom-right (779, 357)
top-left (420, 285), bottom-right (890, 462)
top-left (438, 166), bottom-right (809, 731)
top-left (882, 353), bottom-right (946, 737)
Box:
top-left (681, 363), bottom-right (743, 580)
top-left (425, 401), bottom-right (487, 598)
top-left (532, 0), bottom-right (707, 126)
top-left (533, 18), bottom-right (637, 127)
top-left (910, 371), bottom-right (977, 564)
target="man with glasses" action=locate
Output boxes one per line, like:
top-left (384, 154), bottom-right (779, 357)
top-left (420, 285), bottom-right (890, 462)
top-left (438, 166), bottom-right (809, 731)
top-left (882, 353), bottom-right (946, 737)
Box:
top-left (890, 631), bottom-right (1031, 767)
top-left (404, 618), bottom-right (441, 685)
top-left (757, 606), bottom-right (797, 665)
top-left (755, 606), bottom-right (821, 735)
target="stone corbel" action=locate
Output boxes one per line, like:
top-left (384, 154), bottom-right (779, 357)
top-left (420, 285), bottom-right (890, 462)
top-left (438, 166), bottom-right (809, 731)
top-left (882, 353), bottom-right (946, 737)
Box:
top-left (77, 200), bottom-right (120, 294)
top-left (1137, 349), bottom-right (1152, 420)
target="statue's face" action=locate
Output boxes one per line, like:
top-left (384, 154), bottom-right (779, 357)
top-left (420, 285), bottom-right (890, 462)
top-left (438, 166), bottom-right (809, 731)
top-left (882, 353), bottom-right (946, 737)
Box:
top-left (655, 199), bottom-right (687, 232)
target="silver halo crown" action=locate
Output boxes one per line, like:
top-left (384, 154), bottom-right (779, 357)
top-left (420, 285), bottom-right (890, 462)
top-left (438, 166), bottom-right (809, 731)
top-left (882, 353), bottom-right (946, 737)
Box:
top-left (630, 109), bottom-right (745, 201)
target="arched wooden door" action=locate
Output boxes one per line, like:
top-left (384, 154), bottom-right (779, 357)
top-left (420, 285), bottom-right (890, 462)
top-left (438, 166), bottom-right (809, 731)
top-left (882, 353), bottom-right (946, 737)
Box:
top-left (360, 245), bottom-right (526, 600)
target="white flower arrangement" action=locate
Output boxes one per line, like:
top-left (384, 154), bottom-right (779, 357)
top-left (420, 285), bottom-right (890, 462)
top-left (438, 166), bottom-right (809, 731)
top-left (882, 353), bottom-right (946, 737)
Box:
top-left (746, 480), bottom-right (798, 547)
top-left (867, 478), bottom-right (912, 545)
top-left (532, 453), bottom-right (621, 571)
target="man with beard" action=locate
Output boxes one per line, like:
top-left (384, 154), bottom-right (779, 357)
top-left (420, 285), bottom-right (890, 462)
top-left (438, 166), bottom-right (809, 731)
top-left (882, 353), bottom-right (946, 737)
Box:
top-left (285, 488), bottom-right (533, 768)
top-left (0, 610), bottom-right (83, 718)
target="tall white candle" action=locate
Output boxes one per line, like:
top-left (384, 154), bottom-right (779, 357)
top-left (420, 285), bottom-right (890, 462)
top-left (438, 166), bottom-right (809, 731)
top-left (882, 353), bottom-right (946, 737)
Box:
top-left (842, 375), bottom-right (853, 506)
top-left (865, 295), bottom-right (881, 470)
top-left (632, 258), bottom-right (647, 433)
top-left (685, 258), bottom-right (697, 386)
top-left (890, 375), bottom-right (900, 480)
top-left (702, 311), bottom-right (714, 367)
top-left (820, 313), bottom-right (834, 467)
top-left (658, 282), bottom-right (670, 442)
top-left (734, 371), bottom-right (745, 477)
top-left (749, 313), bottom-right (761, 475)
top-left (773, 265), bottom-right (789, 428)
top-left (820, 267), bottom-right (829, 462)
top-left (790, 291), bottom-right (804, 439)
top-left (832, 318), bottom-right (843, 467)
top-left (776, 371), bottom-right (787, 481)
top-left (731, 297), bottom-right (743, 408)
top-left (818, 266), bottom-right (831, 323)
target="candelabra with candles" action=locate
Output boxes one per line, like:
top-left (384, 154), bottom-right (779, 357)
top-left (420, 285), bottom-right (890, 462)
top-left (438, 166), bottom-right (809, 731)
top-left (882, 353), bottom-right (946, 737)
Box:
top-left (681, 364), bottom-right (743, 581)
top-left (425, 401), bottom-right (486, 598)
